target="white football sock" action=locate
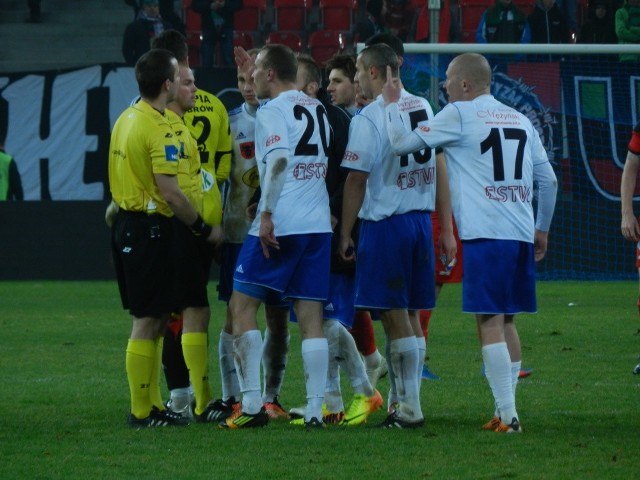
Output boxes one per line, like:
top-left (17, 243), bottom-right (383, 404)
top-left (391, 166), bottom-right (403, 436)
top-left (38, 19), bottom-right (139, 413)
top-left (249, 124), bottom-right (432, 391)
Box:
top-left (302, 337), bottom-right (329, 422)
top-left (219, 330), bottom-right (239, 401)
top-left (261, 327), bottom-right (290, 403)
top-left (233, 330), bottom-right (263, 414)
top-left (390, 336), bottom-right (422, 421)
top-left (482, 342), bottom-right (517, 424)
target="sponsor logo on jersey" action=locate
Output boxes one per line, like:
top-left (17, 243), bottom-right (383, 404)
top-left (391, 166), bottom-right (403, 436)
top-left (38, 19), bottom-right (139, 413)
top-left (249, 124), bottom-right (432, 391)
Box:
top-left (165, 145), bottom-right (179, 161)
top-left (236, 264), bottom-right (244, 274)
top-left (235, 132), bottom-right (246, 140)
top-left (419, 126), bottom-right (430, 133)
top-left (266, 135), bottom-right (281, 147)
top-left (484, 185), bottom-right (532, 203)
top-left (293, 162), bottom-right (327, 180)
top-left (164, 132), bottom-right (173, 138)
top-left (240, 141), bottom-right (255, 160)
top-left (342, 150), bottom-right (359, 162)
top-left (242, 165), bottom-right (260, 189)
top-left (325, 303), bottom-right (335, 312)
top-left (396, 166), bottom-right (435, 190)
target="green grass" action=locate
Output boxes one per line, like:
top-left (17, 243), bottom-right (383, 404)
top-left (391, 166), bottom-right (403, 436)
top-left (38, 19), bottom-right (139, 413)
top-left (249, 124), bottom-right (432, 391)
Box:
top-left (1, 281), bottom-right (639, 479)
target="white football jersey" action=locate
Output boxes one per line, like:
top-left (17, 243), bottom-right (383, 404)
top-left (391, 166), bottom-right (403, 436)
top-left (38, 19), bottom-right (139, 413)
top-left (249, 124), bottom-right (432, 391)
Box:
top-left (341, 90), bottom-right (437, 221)
top-left (413, 94), bottom-right (549, 243)
top-left (250, 89), bottom-right (332, 236)
top-left (224, 102), bottom-right (260, 243)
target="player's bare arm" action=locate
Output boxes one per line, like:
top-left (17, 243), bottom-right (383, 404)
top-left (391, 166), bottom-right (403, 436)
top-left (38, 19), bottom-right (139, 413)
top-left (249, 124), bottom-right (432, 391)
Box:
top-left (435, 153), bottom-right (457, 263)
top-left (339, 170), bottom-right (368, 262)
top-left (259, 155), bottom-right (287, 258)
top-left (534, 229), bottom-right (549, 262)
top-left (621, 151), bottom-right (640, 242)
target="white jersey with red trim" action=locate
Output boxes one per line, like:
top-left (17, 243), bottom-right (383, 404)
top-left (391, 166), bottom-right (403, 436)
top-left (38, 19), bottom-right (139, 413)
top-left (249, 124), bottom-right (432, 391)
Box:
top-left (341, 90), bottom-right (436, 221)
top-left (224, 102), bottom-right (260, 244)
top-left (413, 94), bottom-right (549, 243)
top-left (250, 89), bottom-right (332, 236)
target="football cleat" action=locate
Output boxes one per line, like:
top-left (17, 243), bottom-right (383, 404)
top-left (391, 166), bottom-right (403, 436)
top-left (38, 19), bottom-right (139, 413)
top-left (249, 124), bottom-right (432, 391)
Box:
top-left (323, 411), bottom-right (345, 425)
top-left (494, 417), bottom-right (522, 433)
top-left (165, 397), bottom-right (194, 420)
top-left (264, 396), bottom-right (290, 419)
top-left (197, 397), bottom-right (239, 423)
top-left (481, 416), bottom-right (502, 431)
top-left (633, 362), bottom-right (640, 375)
top-left (379, 411), bottom-right (424, 429)
top-left (219, 407), bottom-right (269, 429)
top-left (421, 364), bottom-right (441, 380)
top-left (518, 368), bottom-right (533, 378)
top-left (366, 355), bottom-right (389, 390)
top-left (290, 416), bottom-right (325, 429)
top-left (128, 406), bottom-right (190, 428)
top-left (340, 390), bottom-right (383, 426)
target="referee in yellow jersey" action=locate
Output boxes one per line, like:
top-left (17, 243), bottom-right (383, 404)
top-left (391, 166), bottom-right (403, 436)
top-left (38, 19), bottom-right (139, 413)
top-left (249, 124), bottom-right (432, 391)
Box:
top-left (108, 48), bottom-right (221, 427)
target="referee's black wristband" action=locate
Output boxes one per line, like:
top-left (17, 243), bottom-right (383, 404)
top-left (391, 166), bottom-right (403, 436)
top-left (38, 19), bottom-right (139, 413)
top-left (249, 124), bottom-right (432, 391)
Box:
top-left (189, 214), bottom-right (213, 238)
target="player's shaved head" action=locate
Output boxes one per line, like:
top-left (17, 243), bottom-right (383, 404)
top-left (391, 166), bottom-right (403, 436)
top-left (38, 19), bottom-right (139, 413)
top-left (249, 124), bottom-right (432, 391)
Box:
top-left (450, 53), bottom-right (491, 94)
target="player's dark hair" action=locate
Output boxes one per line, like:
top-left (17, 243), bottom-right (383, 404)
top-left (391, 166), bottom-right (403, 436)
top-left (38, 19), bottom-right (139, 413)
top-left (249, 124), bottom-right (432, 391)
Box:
top-left (365, 32), bottom-right (405, 58)
top-left (260, 44), bottom-right (298, 83)
top-left (296, 53), bottom-right (321, 86)
top-left (135, 49), bottom-right (177, 99)
top-left (360, 43), bottom-right (399, 80)
top-left (151, 29), bottom-right (189, 64)
top-left (325, 53), bottom-right (356, 83)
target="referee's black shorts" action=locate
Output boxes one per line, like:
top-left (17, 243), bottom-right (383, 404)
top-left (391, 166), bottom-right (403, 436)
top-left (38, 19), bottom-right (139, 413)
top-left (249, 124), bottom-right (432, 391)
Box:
top-left (111, 210), bottom-right (175, 318)
top-left (171, 218), bottom-right (214, 311)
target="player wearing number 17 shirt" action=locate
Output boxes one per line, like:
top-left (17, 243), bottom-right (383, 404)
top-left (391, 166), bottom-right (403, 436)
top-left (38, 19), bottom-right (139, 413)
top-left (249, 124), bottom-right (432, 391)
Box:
top-left (383, 53), bottom-right (558, 433)
top-left (221, 44), bottom-right (332, 429)
top-left (339, 43), bottom-right (457, 429)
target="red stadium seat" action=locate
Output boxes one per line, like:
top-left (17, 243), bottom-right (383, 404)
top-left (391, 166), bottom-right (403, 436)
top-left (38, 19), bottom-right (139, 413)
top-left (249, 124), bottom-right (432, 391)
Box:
top-left (512, 0), bottom-right (535, 17)
top-left (308, 30), bottom-right (345, 67)
top-left (234, 0), bottom-right (267, 31)
top-left (233, 31), bottom-right (256, 50)
top-left (274, 0), bottom-right (311, 32)
top-left (458, 0), bottom-right (492, 43)
top-left (319, 0), bottom-right (358, 32)
top-left (265, 31), bottom-right (303, 52)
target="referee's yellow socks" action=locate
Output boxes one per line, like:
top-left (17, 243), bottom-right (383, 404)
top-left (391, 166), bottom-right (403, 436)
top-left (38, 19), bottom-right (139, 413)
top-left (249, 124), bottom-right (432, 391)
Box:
top-left (125, 339), bottom-right (155, 420)
top-left (182, 332), bottom-right (212, 415)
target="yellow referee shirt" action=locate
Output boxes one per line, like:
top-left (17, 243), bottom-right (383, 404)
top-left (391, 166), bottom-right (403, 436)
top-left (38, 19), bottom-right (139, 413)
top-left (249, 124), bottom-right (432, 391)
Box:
top-left (184, 88), bottom-right (232, 226)
top-left (167, 109), bottom-right (204, 217)
top-left (109, 101), bottom-right (180, 217)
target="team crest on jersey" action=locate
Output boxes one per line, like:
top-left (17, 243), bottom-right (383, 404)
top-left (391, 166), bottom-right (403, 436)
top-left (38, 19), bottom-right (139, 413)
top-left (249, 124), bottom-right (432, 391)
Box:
top-left (240, 141), bottom-right (255, 159)
top-left (342, 150), bottom-right (359, 162)
top-left (266, 135), bottom-right (281, 147)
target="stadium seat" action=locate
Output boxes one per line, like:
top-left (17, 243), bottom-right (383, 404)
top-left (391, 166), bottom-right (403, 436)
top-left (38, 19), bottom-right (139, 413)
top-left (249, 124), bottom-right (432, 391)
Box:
top-left (308, 30), bottom-right (345, 67)
top-left (265, 31), bottom-right (303, 52)
top-left (319, 0), bottom-right (358, 32)
top-left (458, 0), bottom-right (492, 43)
top-left (234, 0), bottom-right (267, 32)
top-left (233, 31), bottom-right (256, 50)
top-left (183, 0), bottom-right (202, 67)
top-left (273, 0), bottom-right (311, 32)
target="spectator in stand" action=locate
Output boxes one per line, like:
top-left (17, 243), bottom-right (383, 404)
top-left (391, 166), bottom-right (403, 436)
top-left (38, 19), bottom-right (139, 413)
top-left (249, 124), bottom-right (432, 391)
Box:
top-left (355, 0), bottom-right (389, 43)
top-left (414, 0), bottom-right (459, 43)
top-left (578, 1), bottom-right (617, 44)
top-left (615, 0), bottom-right (640, 62)
top-left (385, 0), bottom-right (414, 41)
top-left (192, 0), bottom-right (243, 67)
top-left (26, 0), bottom-right (41, 23)
top-left (0, 135), bottom-right (23, 201)
top-left (476, 0), bottom-right (531, 43)
top-left (528, 0), bottom-right (571, 44)
top-left (122, 0), bottom-right (173, 66)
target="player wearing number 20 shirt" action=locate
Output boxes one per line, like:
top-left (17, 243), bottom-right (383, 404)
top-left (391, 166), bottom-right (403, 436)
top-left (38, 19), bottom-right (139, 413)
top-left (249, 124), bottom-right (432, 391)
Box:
top-left (234, 89), bottom-right (332, 300)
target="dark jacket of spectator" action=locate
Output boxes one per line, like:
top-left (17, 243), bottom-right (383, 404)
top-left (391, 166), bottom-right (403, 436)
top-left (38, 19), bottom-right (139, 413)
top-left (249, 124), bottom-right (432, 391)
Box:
top-left (578, 1), bottom-right (617, 43)
top-left (476, 0), bottom-right (531, 43)
top-left (528, 0), bottom-right (571, 43)
top-left (122, 5), bottom-right (173, 65)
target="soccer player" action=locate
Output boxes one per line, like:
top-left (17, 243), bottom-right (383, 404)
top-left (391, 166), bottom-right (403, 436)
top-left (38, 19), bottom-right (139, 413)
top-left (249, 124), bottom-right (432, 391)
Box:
top-left (147, 30), bottom-right (231, 417)
top-left (221, 44), bottom-right (332, 429)
top-left (212, 49), bottom-right (291, 422)
top-left (339, 43), bottom-right (456, 429)
top-left (109, 48), bottom-right (221, 427)
top-left (325, 52), bottom-right (389, 389)
top-left (382, 52), bottom-right (558, 433)
top-left (619, 121), bottom-right (640, 374)
top-left (287, 54), bottom-right (383, 426)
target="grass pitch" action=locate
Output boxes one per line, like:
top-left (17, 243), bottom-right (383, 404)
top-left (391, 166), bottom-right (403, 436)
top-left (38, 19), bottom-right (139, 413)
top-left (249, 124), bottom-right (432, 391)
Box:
top-left (0, 280), bottom-right (638, 479)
